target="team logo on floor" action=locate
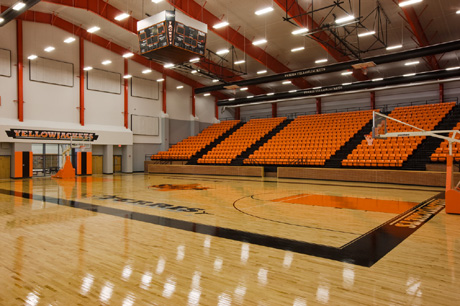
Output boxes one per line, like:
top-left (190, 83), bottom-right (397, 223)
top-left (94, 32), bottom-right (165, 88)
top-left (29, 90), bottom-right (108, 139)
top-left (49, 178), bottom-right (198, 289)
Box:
top-left (149, 184), bottom-right (210, 191)
top-left (94, 195), bottom-right (211, 215)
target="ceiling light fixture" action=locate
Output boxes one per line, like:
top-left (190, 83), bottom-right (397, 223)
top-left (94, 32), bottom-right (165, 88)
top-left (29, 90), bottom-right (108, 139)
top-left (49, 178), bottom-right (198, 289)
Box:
top-left (87, 26), bottom-right (100, 33)
top-left (386, 44), bottom-right (403, 50)
top-left (247, 96), bottom-right (254, 99)
top-left (403, 73), bottom-right (416, 77)
top-left (315, 58), bottom-right (328, 64)
top-left (267, 93), bottom-right (275, 96)
top-left (157, 78), bottom-right (165, 82)
top-left (213, 21), bottom-right (229, 29)
top-left (216, 49), bottom-right (229, 55)
top-left (12, 2), bottom-right (26, 11)
top-left (212, 79), bottom-right (219, 83)
top-left (83, 66), bottom-right (93, 71)
top-left (372, 78), bottom-right (384, 82)
top-left (292, 28), bottom-right (308, 35)
top-left (189, 57), bottom-right (200, 63)
top-left (341, 71), bottom-right (353, 75)
top-left (191, 70), bottom-right (198, 74)
top-left (358, 31), bottom-right (375, 37)
top-left (457, 10), bottom-right (460, 14)
top-left (257, 70), bottom-right (267, 74)
top-left (44, 46), bottom-right (55, 52)
top-left (229, 98), bottom-right (235, 101)
top-left (404, 61), bottom-right (419, 66)
top-left (446, 66), bottom-right (460, 71)
top-left (291, 46), bottom-right (305, 52)
top-left (240, 87), bottom-right (248, 91)
top-left (152, 0), bottom-right (163, 3)
top-left (234, 60), bottom-right (245, 65)
top-left (102, 60), bottom-right (112, 65)
top-left (142, 69), bottom-right (152, 74)
top-left (0, 18), bottom-right (4, 24)
top-left (27, 54), bottom-right (38, 60)
top-left (123, 52), bottom-right (134, 58)
top-left (313, 86), bottom-right (322, 90)
top-left (115, 13), bottom-right (130, 21)
top-left (342, 82), bottom-right (352, 86)
top-left (255, 7), bottom-right (274, 15)
top-left (164, 63), bottom-right (174, 68)
top-left (204, 93), bottom-right (211, 96)
top-left (253, 39), bottom-right (267, 46)
top-left (335, 15), bottom-right (355, 24)
top-left (123, 75), bottom-right (132, 79)
top-left (289, 90), bottom-right (297, 93)
top-left (398, 0), bottom-right (422, 7)
top-left (282, 81), bottom-right (292, 85)
top-left (177, 85), bottom-right (184, 89)
top-left (64, 37), bottom-right (76, 43)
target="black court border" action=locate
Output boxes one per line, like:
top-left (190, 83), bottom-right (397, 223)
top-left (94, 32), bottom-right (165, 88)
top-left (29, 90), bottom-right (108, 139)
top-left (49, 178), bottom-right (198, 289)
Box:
top-left (0, 188), bottom-right (444, 267)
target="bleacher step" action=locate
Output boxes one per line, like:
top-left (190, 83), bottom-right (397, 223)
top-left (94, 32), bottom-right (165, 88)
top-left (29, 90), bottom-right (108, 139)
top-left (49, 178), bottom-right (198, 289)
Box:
top-left (231, 118), bottom-right (294, 166)
top-left (402, 104), bottom-right (460, 170)
top-left (187, 121), bottom-right (246, 165)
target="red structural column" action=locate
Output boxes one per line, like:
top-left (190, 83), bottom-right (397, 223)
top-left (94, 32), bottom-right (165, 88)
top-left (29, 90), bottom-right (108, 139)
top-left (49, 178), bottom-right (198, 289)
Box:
top-left (439, 83), bottom-right (444, 103)
top-left (272, 103), bottom-right (277, 118)
top-left (215, 98), bottom-right (219, 120)
top-left (17, 20), bottom-right (24, 122)
top-left (191, 90), bottom-right (196, 117)
top-left (235, 107), bottom-right (241, 120)
top-left (162, 73), bottom-right (167, 114)
top-left (316, 97), bottom-right (322, 114)
top-left (79, 37), bottom-right (85, 125)
top-left (124, 58), bottom-right (129, 128)
top-left (370, 91), bottom-right (376, 110)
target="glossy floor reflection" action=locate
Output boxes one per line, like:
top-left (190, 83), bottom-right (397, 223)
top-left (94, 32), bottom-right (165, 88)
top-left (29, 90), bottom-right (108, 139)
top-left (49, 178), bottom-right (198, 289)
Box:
top-left (0, 174), bottom-right (459, 305)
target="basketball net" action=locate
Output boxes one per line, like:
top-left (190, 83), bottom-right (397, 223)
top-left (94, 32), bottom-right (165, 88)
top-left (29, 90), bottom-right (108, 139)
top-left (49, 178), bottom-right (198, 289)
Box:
top-left (365, 134), bottom-right (374, 146)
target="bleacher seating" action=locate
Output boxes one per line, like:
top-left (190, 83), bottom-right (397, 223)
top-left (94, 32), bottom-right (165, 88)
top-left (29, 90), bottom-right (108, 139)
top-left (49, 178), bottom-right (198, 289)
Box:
top-left (197, 117), bottom-right (286, 164)
top-left (152, 120), bottom-right (240, 160)
top-left (244, 110), bottom-right (373, 166)
top-left (343, 102), bottom-right (455, 167)
top-left (430, 121), bottom-right (460, 162)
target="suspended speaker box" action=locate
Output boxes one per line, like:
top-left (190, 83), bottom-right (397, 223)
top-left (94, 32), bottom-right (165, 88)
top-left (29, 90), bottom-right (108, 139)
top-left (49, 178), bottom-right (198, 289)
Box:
top-left (137, 10), bottom-right (207, 64)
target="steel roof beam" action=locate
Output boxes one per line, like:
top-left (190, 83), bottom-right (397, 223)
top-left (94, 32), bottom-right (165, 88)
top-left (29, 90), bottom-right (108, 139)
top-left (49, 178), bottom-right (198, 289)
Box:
top-left (398, 3), bottom-right (440, 70)
top-left (273, 0), bottom-right (368, 81)
top-left (166, 0), bottom-right (312, 90)
top-left (11, 7), bottom-right (228, 100)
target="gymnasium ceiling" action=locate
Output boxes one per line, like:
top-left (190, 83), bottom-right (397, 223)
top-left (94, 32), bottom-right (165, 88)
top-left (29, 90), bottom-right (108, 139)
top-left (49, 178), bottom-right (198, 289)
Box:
top-left (2, 0), bottom-right (460, 100)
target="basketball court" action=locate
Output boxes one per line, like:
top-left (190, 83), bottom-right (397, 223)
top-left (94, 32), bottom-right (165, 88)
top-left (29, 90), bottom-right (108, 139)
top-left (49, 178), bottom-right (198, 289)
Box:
top-left (1, 173), bottom-right (458, 305)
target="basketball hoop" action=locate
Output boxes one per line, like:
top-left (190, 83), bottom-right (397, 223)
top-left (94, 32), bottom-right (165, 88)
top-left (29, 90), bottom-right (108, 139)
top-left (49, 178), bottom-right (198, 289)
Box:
top-left (365, 134), bottom-right (374, 146)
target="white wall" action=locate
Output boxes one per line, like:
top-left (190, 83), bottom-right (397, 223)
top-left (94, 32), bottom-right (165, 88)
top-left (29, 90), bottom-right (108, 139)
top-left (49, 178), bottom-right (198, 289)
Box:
top-left (195, 95), bottom-right (217, 123)
top-left (166, 77), bottom-right (192, 121)
top-left (84, 41), bottom-right (124, 127)
top-left (0, 21), bottom-right (18, 121)
top-left (22, 22), bottom-right (80, 124)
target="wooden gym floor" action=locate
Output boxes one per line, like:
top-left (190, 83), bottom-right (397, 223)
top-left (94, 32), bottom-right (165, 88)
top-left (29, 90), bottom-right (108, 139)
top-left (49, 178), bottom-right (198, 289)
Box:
top-left (0, 173), bottom-right (459, 305)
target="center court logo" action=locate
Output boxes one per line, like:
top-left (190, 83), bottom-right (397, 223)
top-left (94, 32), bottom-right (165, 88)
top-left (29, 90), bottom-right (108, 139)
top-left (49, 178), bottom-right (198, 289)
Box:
top-left (94, 195), bottom-right (211, 215)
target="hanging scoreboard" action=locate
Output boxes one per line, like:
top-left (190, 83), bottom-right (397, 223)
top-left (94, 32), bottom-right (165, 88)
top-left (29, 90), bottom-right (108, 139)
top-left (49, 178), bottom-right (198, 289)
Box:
top-left (137, 10), bottom-right (207, 64)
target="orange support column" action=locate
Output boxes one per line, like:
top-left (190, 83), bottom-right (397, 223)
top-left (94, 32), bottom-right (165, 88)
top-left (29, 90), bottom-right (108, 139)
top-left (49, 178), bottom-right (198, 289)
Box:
top-left (162, 73), bottom-right (167, 114)
top-left (370, 91), bottom-right (376, 110)
top-left (215, 98), bottom-right (219, 120)
top-left (17, 20), bottom-right (24, 122)
top-left (191, 90), bottom-right (196, 117)
top-left (14, 152), bottom-right (23, 178)
top-left (124, 58), bottom-right (129, 128)
top-left (79, 37), bottom-right (85, 125)
top-left (316, 98), bottom-right (322, 114)
top-left (272, 103), bottom-right (277, 118)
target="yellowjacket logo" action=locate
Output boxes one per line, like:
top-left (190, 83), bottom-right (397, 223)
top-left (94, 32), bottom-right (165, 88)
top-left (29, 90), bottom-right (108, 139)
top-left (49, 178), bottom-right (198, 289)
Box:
top-left (6, 128), bottom-right (98, 141)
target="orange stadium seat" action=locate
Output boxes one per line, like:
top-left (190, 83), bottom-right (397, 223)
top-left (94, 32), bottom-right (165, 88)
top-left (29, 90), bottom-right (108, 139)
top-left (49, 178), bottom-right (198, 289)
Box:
top-left (151, 120), bottom-right (240, 161)
top-left (343, 102), bottom-right (456, 168)
top-left (245, 110), bottom-right (374, 166)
